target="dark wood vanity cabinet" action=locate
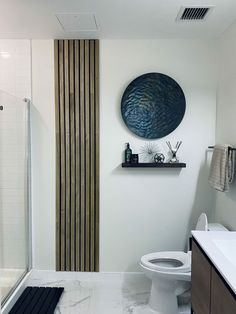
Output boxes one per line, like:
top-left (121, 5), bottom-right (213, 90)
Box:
top-left (211, 268), bottom-right (236, 314)
top-left (191, 241), bottom-right (211, 314)
top-left (191, 238), bottom-right (236, 314)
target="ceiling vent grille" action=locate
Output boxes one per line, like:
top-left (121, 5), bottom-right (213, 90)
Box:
top-left (55, 13), bottom-right (99, 32)
top-left (177, 6), bottom-right (214, 21)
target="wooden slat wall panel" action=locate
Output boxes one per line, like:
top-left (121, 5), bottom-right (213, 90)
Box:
top-left (55, 39), bottom-right (99, 272)
top-left (74, 40), bottom-right (80, 271)
top-left (95, 41), bottom-right (99, 271)
top-left (69, 40), bottom-right (75, 271)
top-left (59, 40), bottom-right (66, 271)
top-left (89, 40), bottom-right (95, 272)
top-left (79, 40), bottom-right (85, 271)
top-left (84, 40), bottom-right (90, 272)
top-left (64, 40), bottom-right (71, 271)
top-left (55, 40), bottom-right (61, 271)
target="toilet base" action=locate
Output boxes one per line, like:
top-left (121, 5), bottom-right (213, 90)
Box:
top-left (130, 304), bottom-right (190, 314)
top-left (149, 278), bottom-right (178, 314)
top-left (140, 260), bottom-right (191, 314)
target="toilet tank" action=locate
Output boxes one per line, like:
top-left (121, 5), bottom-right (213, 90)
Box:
top-left (189, 214), bottom-right (228, 251)
top-left (195, 213), bottom-right (228, 231)
top-left (208, 223), bottom-right (228, 231)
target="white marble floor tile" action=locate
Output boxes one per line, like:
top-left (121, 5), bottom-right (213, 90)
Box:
top-left (26, 272), bottom-right (190, 314)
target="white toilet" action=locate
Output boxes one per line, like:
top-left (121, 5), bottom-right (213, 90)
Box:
top-left (140, 214), bottom-right (228, 314)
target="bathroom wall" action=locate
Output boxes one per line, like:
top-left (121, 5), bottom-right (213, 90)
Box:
top-left (215, 21), bottom-right (236, 230)
top-left (31, 39), bottom-right (218, 271)
top-left (0, 40), bottom-right (31, 99)
top-left (1, 38), bottom-right (232, 271)
top-left (99, 40), bottom-right (218, 272)
top-left (31, 40), bottom-right (56, 269)
top-left (0, 40), bottom-right (31, 269)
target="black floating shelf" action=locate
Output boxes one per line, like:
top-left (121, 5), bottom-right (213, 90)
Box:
top-left (122, 162), bottom-right (186, 168)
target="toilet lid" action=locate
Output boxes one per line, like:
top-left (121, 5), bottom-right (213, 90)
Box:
top-left (141, 251), bottom-right (191, 273)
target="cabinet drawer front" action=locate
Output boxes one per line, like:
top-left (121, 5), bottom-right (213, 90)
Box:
top-left (211, 268), bottom-right (236, 314)
top-left (191, 240), bottom-right (211, 314)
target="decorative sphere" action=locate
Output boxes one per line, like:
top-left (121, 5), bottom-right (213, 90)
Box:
top-left (154, 153), bottom-right (165, 163)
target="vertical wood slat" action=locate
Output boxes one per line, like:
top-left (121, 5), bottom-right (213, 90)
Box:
top-left (95, 40), bottom-right (99, 271)
top-left (84, 40), bottom-right (90, 272)
top-left (59, 40), bottom-right (66, 271)
top-left (69, 40), bottom-right (75, 271)
top-left (55, 40), bottom-right (61, 271)
top-left (74, 40), bottom-right (80, 271)
top-left (55, 39), bottom-right (99, 272)
top-left (79, 40), bottom-right (85, 271)
top-left (64, 40), bottom-right (71, 271)
top-left (89, 40), bottom-right (95, 272)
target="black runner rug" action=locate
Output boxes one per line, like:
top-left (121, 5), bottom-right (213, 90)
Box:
top-left (9, 286), bottom-right (64, 314)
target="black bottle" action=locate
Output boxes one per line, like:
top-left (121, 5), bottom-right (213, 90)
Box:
top-left (125, 143), bottom-right (132, 163)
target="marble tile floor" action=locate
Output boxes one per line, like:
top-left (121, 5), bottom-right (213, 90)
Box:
top-left (26, 272), bottom-right (190, 314)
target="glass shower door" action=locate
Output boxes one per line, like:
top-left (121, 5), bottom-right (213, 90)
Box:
top-left (0, 91), bottom-right (30, 305)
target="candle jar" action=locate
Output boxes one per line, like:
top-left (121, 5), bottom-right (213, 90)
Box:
top-left (131, 154), bottom-right (139, 164)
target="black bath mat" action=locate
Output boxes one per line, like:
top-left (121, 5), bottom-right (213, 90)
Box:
top-left (9, 286), bottom-right (64, 314)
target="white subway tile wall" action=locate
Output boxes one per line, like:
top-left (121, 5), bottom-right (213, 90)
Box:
top-left (0, 40), bottom-right (31, 301)
top-left (0, 40), bottom-right (31, 99)
top-left (0, 94), bottom-right (28, 267)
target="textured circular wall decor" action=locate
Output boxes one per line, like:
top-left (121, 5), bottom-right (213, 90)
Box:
top-left (121, 73), bottom-right (186, 139)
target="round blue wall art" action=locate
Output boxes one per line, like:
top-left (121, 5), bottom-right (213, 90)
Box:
top-left (121, 73), bottom-right (186, 139)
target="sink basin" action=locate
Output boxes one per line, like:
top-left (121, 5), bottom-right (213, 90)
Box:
top-left (213, 239), bottom-right (236, 265)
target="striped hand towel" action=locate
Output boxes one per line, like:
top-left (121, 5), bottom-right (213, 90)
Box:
top-left (209, 144), bottom-right (235, 192)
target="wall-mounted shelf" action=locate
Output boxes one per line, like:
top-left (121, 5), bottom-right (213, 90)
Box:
top-left (121, 162), bottom-right (186, 168)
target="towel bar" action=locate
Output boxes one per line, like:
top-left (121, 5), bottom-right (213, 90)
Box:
top-left (208, 146), bottom-right (236, 151)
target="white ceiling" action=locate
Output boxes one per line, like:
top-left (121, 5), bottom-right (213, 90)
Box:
top-left (0, 0), bottom-right (236, 39)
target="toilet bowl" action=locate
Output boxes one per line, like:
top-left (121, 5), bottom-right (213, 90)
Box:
top-left (140, 251), bottom-right (191, 314)
top-left (140, 214), bottom-right (228, 314)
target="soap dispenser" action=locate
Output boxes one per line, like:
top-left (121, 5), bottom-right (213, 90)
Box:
top-left (124, 143), bottom-right (132, 163)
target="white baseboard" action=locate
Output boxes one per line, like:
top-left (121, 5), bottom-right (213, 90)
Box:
top-left (29, 269), bottom-right (144, 281)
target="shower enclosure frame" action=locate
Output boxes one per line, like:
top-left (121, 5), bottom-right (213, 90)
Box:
top-left (0, 93), bottom-right (32, 307)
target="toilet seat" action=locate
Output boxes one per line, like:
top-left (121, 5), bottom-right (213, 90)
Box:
top-left (141, 251), bottom-right (191, 273)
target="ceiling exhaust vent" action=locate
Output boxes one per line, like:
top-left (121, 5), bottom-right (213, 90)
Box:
top-left (55, 13), bottom-right (99, 32)
top-left (176, 6), bottom-right (214, 21)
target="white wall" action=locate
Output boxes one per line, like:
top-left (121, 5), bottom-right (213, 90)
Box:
top-left (215, 22), bottom-right (236, 230)
top-left (100, 40), bottom-right (218, 271)
top-left (30, 39), bottom-right (218, 271)
top-left (31, 40), bottom-right (56, 269)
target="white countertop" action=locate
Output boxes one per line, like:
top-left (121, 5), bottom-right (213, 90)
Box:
top-left (192, 231), bottom-right (236, 295)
